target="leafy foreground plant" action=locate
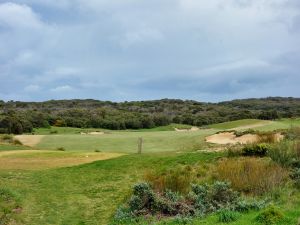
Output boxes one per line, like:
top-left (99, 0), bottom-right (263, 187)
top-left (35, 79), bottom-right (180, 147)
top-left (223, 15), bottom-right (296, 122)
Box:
top-left (218, 209), bottom-right (240, 223)
top-left (256, 205), bottom-right (284, 225)
top-left (0, 188), bottom-right (22, 225)
top-left (112, 182), bottom-right (266, 224)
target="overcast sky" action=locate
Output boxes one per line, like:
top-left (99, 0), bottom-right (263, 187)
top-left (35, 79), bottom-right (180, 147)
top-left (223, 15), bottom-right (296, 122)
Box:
top-left (0, 0), bottom-right (299, 102)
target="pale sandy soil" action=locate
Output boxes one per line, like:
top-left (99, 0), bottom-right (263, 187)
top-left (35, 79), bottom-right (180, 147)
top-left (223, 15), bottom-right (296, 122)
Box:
top-left (80, 132), bottom-right (105, 135)
top-left (175, 127), bottom-right (200, 132)
top-left (0, 150), bottom-right (124, 170)
top-left (14, 135), bottom-right (45, 147)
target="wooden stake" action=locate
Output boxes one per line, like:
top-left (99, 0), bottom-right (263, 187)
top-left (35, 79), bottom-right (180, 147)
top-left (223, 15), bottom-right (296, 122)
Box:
top-left (138, 137), bottom-right (143, 154)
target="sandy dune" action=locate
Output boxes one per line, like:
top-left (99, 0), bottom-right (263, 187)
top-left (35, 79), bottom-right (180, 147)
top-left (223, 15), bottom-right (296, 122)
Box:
top-left (205, 132), bottom-right (283, 145)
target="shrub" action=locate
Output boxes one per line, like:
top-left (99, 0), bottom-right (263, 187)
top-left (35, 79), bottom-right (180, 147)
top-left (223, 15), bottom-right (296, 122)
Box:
top-left (234, 129), bottom-right (256, 137)
top-left (1, 134), bottom-right (13, 142)
top-left (290, 168), bottom-right (300, 189)
top-left (12, 139), bottom-right (23, 145)
top-left (115, 181), bottom-right (265, 223)
top-left (129, 183), bottom-right (155, 213)
top-left (215, 158), bottom-right (288, 195)
top-left (218, 209), bottom-right (239, 223)
top-left (234, 199), bottom-right (266, 212)
top-left (56, 147), bottom-right (66, 151)
top-left (256, 206), bottom-right (284, 224)
top-left (242, 143), bottom-right (270, 157)
top-left (190, 182), bottom-right (239, 214)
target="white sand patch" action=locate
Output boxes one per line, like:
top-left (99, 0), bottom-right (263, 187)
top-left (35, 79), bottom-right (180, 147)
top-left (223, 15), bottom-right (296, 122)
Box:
top-left (14, 135), bottom-right (45, 147)
top-left (175, 127), bottom-right (199, 132)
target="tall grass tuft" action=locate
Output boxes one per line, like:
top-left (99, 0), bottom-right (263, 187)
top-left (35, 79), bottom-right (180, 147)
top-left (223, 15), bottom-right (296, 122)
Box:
top-left (268, 141), bottom-right (299, 167)
top-left (215, 158), bottom-right (288, 195)
top-left (256, 132), bottom-right (278, 144)
top-left (144, 166), bottom-right (194, 194)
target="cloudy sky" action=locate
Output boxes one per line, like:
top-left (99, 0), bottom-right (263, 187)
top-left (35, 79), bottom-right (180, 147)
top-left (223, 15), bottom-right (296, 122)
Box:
top-left (0, 0), bottom-right (299, 102)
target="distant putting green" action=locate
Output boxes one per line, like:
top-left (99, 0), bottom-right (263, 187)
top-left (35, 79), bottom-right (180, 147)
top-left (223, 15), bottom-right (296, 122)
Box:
top-left (35, 129), bottom-right (215, 153)
top-left (208, 118), bottom-right (300, 131)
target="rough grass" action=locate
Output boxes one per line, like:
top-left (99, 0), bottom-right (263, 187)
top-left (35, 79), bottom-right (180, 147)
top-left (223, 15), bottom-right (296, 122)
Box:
top-left (215, 157), bottom-right (288, 195)
top-left (0, 152), bottom-right (220, 225)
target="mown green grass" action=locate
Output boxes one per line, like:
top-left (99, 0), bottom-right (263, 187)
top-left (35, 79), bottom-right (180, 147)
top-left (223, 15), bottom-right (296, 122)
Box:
top-left (0, 152), bottom-right (221, 225)
top-left (33, 124), bottom-right (193, 135)
top-left (208, 118), bottom-right (300, 131)
top-left (256, 118), bottom-right (300, 131)
top-left (36, 129), bottom-right (215, 153)
top-left (208, 119), bottom-right (269, 130)
top-left (0, 144), bottom-right (31, 151)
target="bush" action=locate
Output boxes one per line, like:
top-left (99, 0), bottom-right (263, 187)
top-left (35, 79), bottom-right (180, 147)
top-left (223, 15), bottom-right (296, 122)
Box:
top-left (56, 147), bottom-right (66, 151)
top-left (50, 130), bottom-right (58, 134)
top-left (218, 209), bottom-right (239, 223)
top-left (234, 199), bottom-right (266, 212)
top-left (190, 182), bottom-right (239, 214)
top-left (216, 158), bottom-right (288, 195)
top-left (129, 183), bottom-right (155, 212)
top-left (256, 206), bottom-right (284, 224)
top-left (114, 181), bottom-right (265, 223)
top-left (242, 143), bottom-right (270, 157)
top-left (12, 139), bottom-right (23, 145)
top-left (291, 168), bottom-right (300, 189)
top-left (1, 134), bottom-right (13, 142)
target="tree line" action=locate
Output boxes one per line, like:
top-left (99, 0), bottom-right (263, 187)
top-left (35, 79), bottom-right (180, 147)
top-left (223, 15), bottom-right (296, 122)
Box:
top-left (0, 97), bottom-right (299, 134)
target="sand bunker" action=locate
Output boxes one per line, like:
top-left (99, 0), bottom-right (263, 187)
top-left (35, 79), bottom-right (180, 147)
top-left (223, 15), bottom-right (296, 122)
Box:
top-left (175, 127), bottom-right (199, 132)
top-left (14, 135), bottom-right (45, 147)
top-left (205, 132), bottom-right (283, 145)
top-left (81, 131), bottom-right (104, 135)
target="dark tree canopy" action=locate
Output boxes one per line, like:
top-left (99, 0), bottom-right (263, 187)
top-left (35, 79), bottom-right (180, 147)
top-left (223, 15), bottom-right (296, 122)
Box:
top-left (0, 97), bottom-right (299, 134)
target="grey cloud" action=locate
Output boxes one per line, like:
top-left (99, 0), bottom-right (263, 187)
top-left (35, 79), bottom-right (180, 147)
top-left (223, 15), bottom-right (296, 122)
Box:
top-left (0, 1), bottom-right (299, 102)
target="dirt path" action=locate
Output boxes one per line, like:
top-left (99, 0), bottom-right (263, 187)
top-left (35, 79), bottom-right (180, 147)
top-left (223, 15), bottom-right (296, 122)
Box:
top-left (0, 150), bottom-right (124, 170)
top-left (14, 135), bottom-right (45, 147)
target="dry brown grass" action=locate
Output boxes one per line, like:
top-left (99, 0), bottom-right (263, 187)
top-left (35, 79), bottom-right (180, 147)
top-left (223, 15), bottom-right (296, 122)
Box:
top-left (256, 132), bottom-right (282, 144)
top-left (144, 164), bottom-right (212, 194)
top-left (0, 150), bottom-right (124, 170)
top-left (215, 157), bottom-right (288, 195)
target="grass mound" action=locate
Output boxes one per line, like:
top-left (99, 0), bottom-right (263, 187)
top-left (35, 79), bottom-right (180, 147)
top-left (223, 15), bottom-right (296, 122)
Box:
top-left (256, 206), bottom-right (284, 224)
